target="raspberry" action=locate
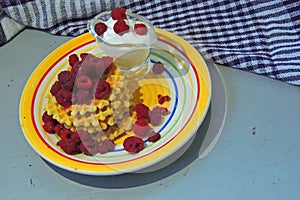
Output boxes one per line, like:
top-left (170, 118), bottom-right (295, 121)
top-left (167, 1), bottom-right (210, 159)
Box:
top-left (134, 23), bottom-right (147, 35)
top-left (57, 138), bottom-right (80, 155)
top-left (63, 79), bottom-right (75, 91)
top-left (78, 65), bottom-right (95, 79)
top-left (97, 139), bottom-right (115, 154)
top-left (111, 7), bottom-right (127, 20)
top-left (75, 75), bottom-right (93, 89)
top-left (123, 136), bottom-right (144, 153)
top-left (77, 130), bottom-right (99, 155)
top-left (80, 140), bottom-right (99, 155)
top-left (113, 20), bottom-right (129, 35)
top-left (42, 113), bottom-right (57, 133)
top-left (59, 128), bottom-right (73, 140)
top-left (149, 106), bottom-right (168, 126)
top-left (55, 88), bottom-right (72, 107)
top-left (149, 112), bottom-right (162, 126)
top-left (77, 130), bottom-right (91, 142)
top-left (75, 89), bottom-right (92, 104)
top-left (93, 60), bottom-right (108, 78)
top-left (148, 132), bottom-right (161, 142)
top-left (79, 55), bottom-right (105, 79)
top-left (158, 94), bottom-right (170, 104)
top-left (94, 80), bottom-right (111, 99)
top-left (71, 131), bottom-right (80, 142)
top-left (102, 56), bottom-right (114, 73)
top-left (71, 60), bottom-right (82, 77)
top-left (152, 106), bottom-right (168, 115)
top-left (57, 71), bottom-right (75, 91)
top-left (135, 103), bottom-right (150, 120)
top-left (132, 119), bottom-right (151, 138)
top-left (152, 62), bottom-right (165, 74)
top-left (54, 124), bottom-right (73, 139)
top-left (79, 53), bottom-right (91, 61)
top-left (102, 56), bottom-right (113, 66)
top-left (42, 121), bottom-right (56, 133)
top-left (50, 81), bottom-right (62, 96)
top-left (42, 112), bottom-right (55, 123)
top-left (79, 142), bottom-right (91, 155)
top-left (58, 71), bottom-right (72, 85)
top-left (54, 123), bottom-right (65, 136)
top-left (68, 54), bottom-right (79, 67)
top-left (94, 22), bottom-right (107, 36)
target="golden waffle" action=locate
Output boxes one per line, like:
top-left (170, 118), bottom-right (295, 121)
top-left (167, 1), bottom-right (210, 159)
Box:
top-left (71, 100), bottom-right (114, 134)
top-left (44, 101), bottom-right (73, 127)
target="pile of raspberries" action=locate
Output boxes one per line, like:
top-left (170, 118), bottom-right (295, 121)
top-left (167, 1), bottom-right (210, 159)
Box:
top-left (42, 111), bottom-right (115, 155)
top-left (50, 53), bottom-right (114, 108)
top-left (43, 53), bottom-right (117, 155)
top-left (124, 102), bottom-right (169, 153)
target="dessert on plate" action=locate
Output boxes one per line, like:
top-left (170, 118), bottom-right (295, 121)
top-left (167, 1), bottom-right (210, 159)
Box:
top-left (41, 8), bottom-right (170, 156)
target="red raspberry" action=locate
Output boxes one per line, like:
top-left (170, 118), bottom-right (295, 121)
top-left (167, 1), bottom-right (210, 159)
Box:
top-left (75, 89), bottom-right (92, 104)
top-left (42, 121), bottom-right (56, 133)
top-left (54, 123), bottom-right (64, 136)
top-left (42, 112), bottom-right (55, 123)
top-left (75, 75), bottom-right (93, 89)
top-left (113, 20), bottom-right (129, 35)
top-left (97, 139), bottom-right (115, 154)
top-left (134, 23), bottom-right (147, 35)
top-left (58, 71), bottom-right (72, 85)
top-left (68, 54), bottom-right (79, 67)
top-left (102, 56), bottom-right (114, 73)
top-left (79, 55), bottom-right (105, 79)
top-left (50, 81), bottom-right (62, 96)
top-left (55, 88), bottom-right (72, 107)
top-left (54, 123), bottom-right (73, 139)
top-left (94, 80), bottom-right (111, 99)
top-left (63, 79), bottom-right (75, 91)
top-left (152, 62), bottom-right (165, 74)
top-left (94, 22), bottom-right (107, 36)
top-left (132, 119), bottom-right (151, 138)
top-left (80, 140), bottom-right (99, 155)
top-left (102, 56), bottom-right (113, 66)
top-left (111, 7), bottom-right (127, 20)
top-left (79, 53), bottom-right (92, 61)
top-left (93, 59), bottom-right (108, 78)
top-left (59, 128), bottom-right (73, 140)
top-left (152, 106), bottom-right (168, 115)
top-left (158, 94), bottom-right (170, 104)
top-left (71, 131), bottom-right (80, 142)
top-left (149, 106), bottom-right (168, 126)
top-left (77, 130), bottom-right (92, 142)
top-left (135, 103), bottom-right (150, 120)
top-left (123, 136), bottom-right (144, 153)
top-left (58, 71), bottom-right (75, 91)
top-left (149, 112), bottom-right (162, 126)
top-left (148, 132), bottom-right (161, 142)
top-left (70, 60), bottom-right (82, 77)
top-left (57, 138), bottom-right (80, 155)
top-left (79, 142), bottom-right (91, 155)
top-left (78, 65), bottom-right (95, 79)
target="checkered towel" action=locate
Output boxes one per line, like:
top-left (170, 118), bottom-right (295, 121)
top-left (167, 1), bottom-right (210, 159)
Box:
top-left (1, 0), bottom-right (300, 86)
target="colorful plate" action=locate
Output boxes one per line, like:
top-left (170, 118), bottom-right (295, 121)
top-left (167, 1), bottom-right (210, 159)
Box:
top-left (19, 29), bottom-right (211, 175)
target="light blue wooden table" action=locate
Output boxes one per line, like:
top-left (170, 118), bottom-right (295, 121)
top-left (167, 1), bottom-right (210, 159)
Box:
top-left (0, 29), bottom-right (299, 200)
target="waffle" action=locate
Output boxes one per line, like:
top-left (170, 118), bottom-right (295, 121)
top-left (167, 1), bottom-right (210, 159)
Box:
top-left (44, 98), bottom-right (73, 127)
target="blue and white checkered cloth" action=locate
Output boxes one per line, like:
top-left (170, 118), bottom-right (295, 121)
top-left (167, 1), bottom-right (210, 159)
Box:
top-left (1, 0), bottom-right (300, 86)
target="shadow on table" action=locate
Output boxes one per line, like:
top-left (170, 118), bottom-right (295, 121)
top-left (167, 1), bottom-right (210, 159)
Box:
top-left (45, 107), bottom-right (212, 188)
